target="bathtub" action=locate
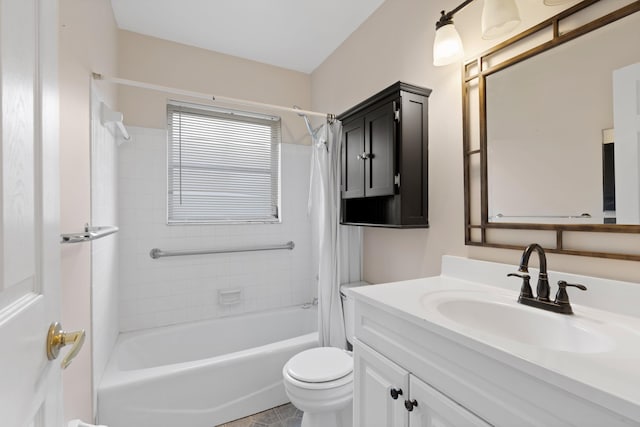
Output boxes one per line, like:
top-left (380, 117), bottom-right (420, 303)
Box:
top-left (97, 306), bottom-right (318, 427)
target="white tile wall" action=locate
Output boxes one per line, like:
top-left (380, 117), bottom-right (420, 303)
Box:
top-left (118, 126), bottom-right (315, 332)
top-left (90, 90), bottom-right (120, 399)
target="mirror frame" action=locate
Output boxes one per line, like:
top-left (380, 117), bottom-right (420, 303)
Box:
top-left (463, 0), bottom-right (640, 261)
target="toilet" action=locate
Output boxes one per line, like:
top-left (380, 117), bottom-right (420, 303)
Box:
top-left (282, 282), bottom-right (366, 427)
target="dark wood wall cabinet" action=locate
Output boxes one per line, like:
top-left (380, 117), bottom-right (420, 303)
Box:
top-left (338, 81), bottom-right (431, 228)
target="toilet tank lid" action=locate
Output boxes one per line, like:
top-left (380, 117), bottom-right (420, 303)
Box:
top-left (286, 347), bottom-right (353, 383)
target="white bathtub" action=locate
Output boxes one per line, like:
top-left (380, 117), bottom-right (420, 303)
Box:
top-left (97, 306), bottom-right (318, 427)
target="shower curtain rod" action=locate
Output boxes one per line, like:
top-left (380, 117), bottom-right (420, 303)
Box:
top-left (92, 73), bottom-right (336, 122)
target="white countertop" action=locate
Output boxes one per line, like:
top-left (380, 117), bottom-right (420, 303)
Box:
top-left (349, 256), bottom-right (640, 421)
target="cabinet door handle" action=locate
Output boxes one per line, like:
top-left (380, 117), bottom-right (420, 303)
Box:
top-left (357, 152), bottom-right (370, 160)
top-left (390, 388), bottom-right (403, 400)
top-left (404, 399), bottom-right (418, 412)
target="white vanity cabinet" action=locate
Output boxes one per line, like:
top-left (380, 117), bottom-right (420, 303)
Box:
top-left (354, 339), bottom-right (490, 427)
top-left (350, 278), bottom-right (640, 427)
top-left (408, 376), bottom-right (491, 427)
top-left (353, 339), bottom-right (408, 427)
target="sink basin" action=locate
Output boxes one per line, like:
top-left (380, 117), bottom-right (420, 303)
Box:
top-left (421, 291), bottom-right (615, 353)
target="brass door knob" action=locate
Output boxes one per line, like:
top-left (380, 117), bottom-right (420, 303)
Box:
top-left (46, 322), bottom-right (86, 369)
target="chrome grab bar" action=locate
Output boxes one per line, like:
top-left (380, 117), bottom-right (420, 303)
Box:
top-left (149, 240), bottom-right (295, 259)
top-left (61, 224), bottom-right (119, 244)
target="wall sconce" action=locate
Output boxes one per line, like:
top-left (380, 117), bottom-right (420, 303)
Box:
top-left (433, 0), bottom-right (521, 66)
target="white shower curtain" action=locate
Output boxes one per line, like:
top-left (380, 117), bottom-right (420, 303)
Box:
top-left (309, 119), bottom-right (355, 349)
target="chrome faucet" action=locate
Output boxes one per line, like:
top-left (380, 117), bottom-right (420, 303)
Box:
top-left (507, 243), bottom-right (587, 315)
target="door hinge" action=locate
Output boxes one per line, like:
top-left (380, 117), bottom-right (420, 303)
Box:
top-left (393, 101), bottom-right (401, 123)
top-left (394, 173), bottom-right (401, 187)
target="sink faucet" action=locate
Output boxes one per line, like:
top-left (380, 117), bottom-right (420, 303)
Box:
top-left (508, 243), bottom-right (587, 314)
top-left (518, 243), bottom-right (550, 301)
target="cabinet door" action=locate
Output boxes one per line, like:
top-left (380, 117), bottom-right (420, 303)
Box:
top-left (365, 101), bottom-right (396, 197)
top-left (342, 117), bottom-right (365, 198)
top-left (354, 339), bottom-right (409, 427)
top-left (409, 376), bottom-right (491, 427)
top-left (399, 91), bottom-right (429, 225)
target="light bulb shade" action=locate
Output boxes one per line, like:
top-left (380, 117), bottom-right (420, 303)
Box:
top-left (481, 0), bottom-right (521, 39)
top-left (433, 23), bottom-right (464, 66)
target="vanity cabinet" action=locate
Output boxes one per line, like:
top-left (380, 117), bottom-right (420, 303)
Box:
top-left (408, 376), bottom-right (491, 427)
top-left (353, 339), bottom-right (408, 426)
top-left (354, 339), bottom-right (490, 427)
top-left (351, 290), bottom-right (638, 426)
top-left (338, 82), bottom-right (431, 228)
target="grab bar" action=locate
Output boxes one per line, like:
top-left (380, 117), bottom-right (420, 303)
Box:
top-left (61, 224), bottom-right (119, 244)
top-left (149, 240), bottom-right (295, 259)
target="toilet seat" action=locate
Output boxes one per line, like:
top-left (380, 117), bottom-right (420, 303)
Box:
top-left (285, 347), bottom-right (353, 383)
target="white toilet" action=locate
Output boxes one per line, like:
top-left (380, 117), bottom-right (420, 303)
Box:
top-left (282, 282), bottom-right (366, 427)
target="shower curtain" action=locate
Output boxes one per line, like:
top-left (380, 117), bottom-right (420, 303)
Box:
top-left (309, 119), bottom-right (360, 349)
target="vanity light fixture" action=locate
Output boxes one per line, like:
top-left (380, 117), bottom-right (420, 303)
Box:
top-left (482, 0), bottom-right (522, 39)
top-left (433, 0), bottom-right (521, 66)
top-left (433, 15), bottom-right (466, 66)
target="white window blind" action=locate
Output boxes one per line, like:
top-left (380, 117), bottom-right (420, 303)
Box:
top-left (167, 102), bottom-right (281, 224)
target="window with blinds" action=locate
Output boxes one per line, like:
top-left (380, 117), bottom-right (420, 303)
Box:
top-left (167, 102), bottom-right (281, 224)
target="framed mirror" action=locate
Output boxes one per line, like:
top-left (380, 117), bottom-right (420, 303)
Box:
top-left (463, 0), bottom-right (640, 261)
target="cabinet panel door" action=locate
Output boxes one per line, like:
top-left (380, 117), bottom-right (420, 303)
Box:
top-left (409, 376), bottom-right (491, 427)
top-left (365, 102), bottom-right (396, 197)
top-left (354, 339), bottom-right (409, 427)
top-left (399, 91), bottom-right (429, 225)
top-left (342, 118), bottom-right (365, 199)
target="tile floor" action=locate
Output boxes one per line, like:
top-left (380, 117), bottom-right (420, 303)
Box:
top-left (217, 403), bottom-right (303, 427)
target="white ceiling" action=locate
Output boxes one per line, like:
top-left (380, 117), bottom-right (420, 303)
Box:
top-left (110, 0), bottom-right (386, 73)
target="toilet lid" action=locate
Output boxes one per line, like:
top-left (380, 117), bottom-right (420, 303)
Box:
top-left (286, 347), bottom-right (353, 383)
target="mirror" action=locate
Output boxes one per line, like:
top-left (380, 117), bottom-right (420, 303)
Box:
top-left (463, 0), bottom-right (640, 261)
top-left (485, 10), bottom-right (640, 225)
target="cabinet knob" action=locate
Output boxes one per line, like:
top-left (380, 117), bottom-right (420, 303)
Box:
top-left (357, 152), bottom-right (369, 160)
top-left (390, 388), bottom-right (403, 400)
top-left (404, 399), bottom-right (418, 412)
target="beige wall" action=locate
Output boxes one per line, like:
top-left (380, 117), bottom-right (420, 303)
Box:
top-left (117, 30), bottom-right (312, 144)
top-left (311, 0), bottom-right (640, 284)
top-left (59, 0), bottom-right (118, 422)
top-left (312, 0), bottom-right (466, 283)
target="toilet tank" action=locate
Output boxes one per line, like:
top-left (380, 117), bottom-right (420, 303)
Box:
top-left (340, 281), bottom-right (369, 345)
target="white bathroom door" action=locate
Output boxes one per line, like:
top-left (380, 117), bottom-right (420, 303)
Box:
top-left (613, 62), bottom-right (640, 224)
top-left (0, 0), bottom-right (63, 426)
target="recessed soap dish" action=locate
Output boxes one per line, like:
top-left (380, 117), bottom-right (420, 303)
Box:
top-left (218, 289), bottom-right (242, 306)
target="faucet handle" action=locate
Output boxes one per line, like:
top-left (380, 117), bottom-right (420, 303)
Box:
top-left (507, 273), bottom-right (533, 299)
top-left (554, 280), bottom-right (587, 309)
